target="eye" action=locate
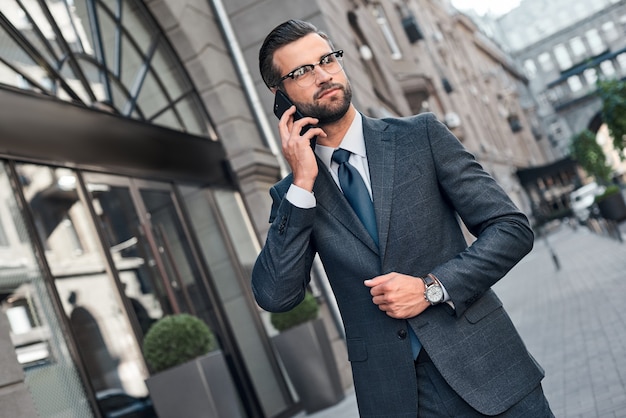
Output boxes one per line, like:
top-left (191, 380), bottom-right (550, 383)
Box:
top-left (320, 54), bottom-right (334, 66)
top-left (292, 65), bottom-right (313, 79)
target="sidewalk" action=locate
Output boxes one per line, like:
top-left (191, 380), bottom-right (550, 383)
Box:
top-left (298, 223), bottom-right (626, 417)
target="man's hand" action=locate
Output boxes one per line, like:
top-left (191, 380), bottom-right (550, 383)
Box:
top-left (279, 106), bottom-right (326, 192)
top-left (364, 272), bottom-right (429, 318)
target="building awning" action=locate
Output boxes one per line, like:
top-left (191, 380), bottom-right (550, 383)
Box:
top-left (0, 86), bottom-right (232, 186)
top-left (516, 157), bottom-right (577, 186)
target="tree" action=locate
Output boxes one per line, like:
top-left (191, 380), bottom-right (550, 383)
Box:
top-left (570, 129), bottom-right (612, 184)
top-left (597, 78), bottom-right (626, 156)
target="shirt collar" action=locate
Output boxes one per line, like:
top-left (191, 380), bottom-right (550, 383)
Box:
top-left (315, 113), bottom-right (364, 167)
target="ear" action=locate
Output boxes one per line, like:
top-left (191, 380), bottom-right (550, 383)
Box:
top-left (270, 86), bottom-right (278, 94)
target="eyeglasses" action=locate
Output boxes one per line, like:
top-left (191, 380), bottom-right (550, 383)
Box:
top-left (279, 50), bottom-right (344, 87)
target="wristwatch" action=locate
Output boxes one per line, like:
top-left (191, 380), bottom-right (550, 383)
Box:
top-left (421, 274), bottom-right (444, 305)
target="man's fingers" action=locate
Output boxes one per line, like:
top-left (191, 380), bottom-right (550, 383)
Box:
top-left (364, 273), bottom-right (393, 288)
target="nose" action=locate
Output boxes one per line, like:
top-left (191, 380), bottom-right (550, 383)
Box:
top-left (313, 65), bottom-right (333, 84)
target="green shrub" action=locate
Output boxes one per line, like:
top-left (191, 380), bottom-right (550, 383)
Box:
top-left (597, 78), bottom-right (626, 154)
top-left (142, 313), bottom-right (217, 373)
top-left (270, 292), bottom-right (319, 332)
top-left (595, 184), bottom-right (621, 203)
top-left (570, 129), bottom-right (612, 184)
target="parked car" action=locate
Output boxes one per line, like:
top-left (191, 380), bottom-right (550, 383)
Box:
top-left (96, 389), bottom-right (157, 418)
top-left (570, 182), bottom-right (605, 222)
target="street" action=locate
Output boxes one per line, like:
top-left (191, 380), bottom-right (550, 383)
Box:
top-left (300, 222), bottom-right (626, 417)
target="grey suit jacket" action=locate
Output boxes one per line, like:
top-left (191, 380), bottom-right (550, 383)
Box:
top-left (252, 112), bottom-right (544, 417)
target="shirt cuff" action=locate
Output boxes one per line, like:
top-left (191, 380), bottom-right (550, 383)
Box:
top-left (432, 274), bottom-right (455, 310)
top-left (286, 184), bottom-right (316, 209)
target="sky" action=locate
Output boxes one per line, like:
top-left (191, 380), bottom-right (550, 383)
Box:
top-left (451, 0), bottom-right (522, 16)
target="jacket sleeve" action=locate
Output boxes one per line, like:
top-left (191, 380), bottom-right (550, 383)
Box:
top-left (424, 114), bottom-right (534, 317)
top-left (251, 182), bottom-right (317, 312)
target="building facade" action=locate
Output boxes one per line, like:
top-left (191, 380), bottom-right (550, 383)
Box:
top-left (475, 0), bottom-right (626, 221)
top-left (0, 1), bottom-right (546, 417)
top-left (503, 0), bottom-right (626, 158)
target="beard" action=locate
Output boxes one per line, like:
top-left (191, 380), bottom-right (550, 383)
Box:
top-left (293, 81), bottom-right (352, 126)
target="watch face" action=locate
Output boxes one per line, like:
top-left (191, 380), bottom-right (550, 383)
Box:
top-left (426, 285), bottom-right (444, 303)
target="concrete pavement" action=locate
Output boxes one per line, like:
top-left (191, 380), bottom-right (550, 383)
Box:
top-left (297, 222), bottom-right (626, 417)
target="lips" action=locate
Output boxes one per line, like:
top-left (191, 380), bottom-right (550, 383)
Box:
top-left (318, 89), bottom-right (338, 99)
top-left (315, 84), bottom-right (342, 100)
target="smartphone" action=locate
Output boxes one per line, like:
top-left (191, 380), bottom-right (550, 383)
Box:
top-left (273, 90), bottom-right (316, 148)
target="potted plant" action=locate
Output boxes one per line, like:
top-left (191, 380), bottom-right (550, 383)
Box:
top-left (270, 292), bottom-right (344, 414)
top-left (595, 184), bottom-right (626, 222)
top-left (569, 129), bottom-right (626, 220)
top-left (142, 314), bottom-right (243, 418)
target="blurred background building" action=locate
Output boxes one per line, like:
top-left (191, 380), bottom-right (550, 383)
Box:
top-left (0, 0), bottom-right (619, 417)
top-left (471, 0), bottom-right (626, 223)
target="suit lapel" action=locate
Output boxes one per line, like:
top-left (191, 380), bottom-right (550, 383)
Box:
top-left (363, 116), bottom-right (395, 260)
top-left (314, 155), bottom-right (379, 254)
top-left (313, 116), bottom-right (396, 256)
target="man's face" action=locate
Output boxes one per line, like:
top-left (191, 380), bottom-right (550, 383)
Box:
top-left (273, 33), bottom-right (352, 125)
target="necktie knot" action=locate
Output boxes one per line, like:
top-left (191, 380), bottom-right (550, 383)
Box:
top-left (332, 148), bottom-right (351, 165)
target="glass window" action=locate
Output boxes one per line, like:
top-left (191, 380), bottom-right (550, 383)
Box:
top-left (538, 52), bottom-right (554, 72)
top-left (602, 21), bottom-right (619, 42)
top-left (0, 27), bottom-right (52, 92)
top-left (523, 59), bottom-right (537, 79)
top-left (134, 70), bottom-right (170, 121)
top-left (0, 0), bottom-right (213, 138)
top-left (583, 68), bottom-right (597, 85)
top-left (567, 75), bottom-right (582, 93)
top-left (121, 1), bottom-right (159, 56)
top-left (175, 95), bottom-right (210, 137)
top-left (0, 162), bottom-right (92, 417)
top-left (600, 60), bottom-right (615, 77)
top-left (617, 53), bottom-right (626, 71)
top-left (586, 29), bottom-right (605, 55)
top-left (554, 44), bottom-right (572, 70)
top-left (569, 37), bottom-right (586, 58)
top-left (17, 164), bottom-right (150, 401)
top-left (371, 3), bottom-right (402, 60)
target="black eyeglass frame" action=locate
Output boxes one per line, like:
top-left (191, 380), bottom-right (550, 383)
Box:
top-left (278, 50), bottom-right (344, 86)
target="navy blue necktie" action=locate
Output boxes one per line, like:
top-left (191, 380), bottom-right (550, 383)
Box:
top-left (332, 148), bottom-right (378, 246)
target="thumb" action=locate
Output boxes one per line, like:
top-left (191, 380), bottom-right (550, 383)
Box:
top-left (364, 273), bottom-right (392, 288)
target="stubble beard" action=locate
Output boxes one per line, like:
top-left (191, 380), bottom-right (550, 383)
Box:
top-left (294, 81), bottom-right (353, 126)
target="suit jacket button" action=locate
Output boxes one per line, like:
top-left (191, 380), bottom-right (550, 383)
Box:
top-left (397, 329), bottom-right (407, 339)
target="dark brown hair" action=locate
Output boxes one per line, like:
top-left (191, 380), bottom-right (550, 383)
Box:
top-left (258, 20), bottom-right (333, 89)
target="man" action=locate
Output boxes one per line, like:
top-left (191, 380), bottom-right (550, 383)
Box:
top-left (252, 19), bottom-right (553, 417)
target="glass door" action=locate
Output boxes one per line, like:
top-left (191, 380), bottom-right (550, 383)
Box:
top-left (81, 174), bottom-right (216, 337)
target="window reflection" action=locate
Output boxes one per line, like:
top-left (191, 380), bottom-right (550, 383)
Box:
top-left (17, 163), bottom-right (149, 398)
top-left (87, 181), bottom-right (167, 332)
top-left (0, 161), bottom-right (92, 416)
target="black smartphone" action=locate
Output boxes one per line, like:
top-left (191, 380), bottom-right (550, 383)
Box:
top-left (273, 90), bottom-right (316, 148)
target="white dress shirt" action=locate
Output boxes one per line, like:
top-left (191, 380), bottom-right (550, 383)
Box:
top-left (286, 113), bottom-right (369, 207)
